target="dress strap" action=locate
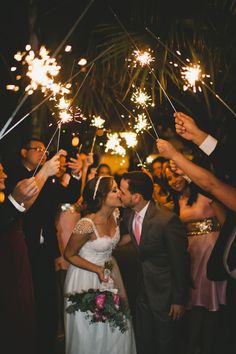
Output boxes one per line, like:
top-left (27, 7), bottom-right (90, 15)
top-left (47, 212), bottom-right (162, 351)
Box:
top-left (82, 218), bottom-right (99, 238)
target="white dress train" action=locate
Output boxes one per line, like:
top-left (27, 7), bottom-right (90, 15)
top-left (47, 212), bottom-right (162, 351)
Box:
top-left (64, 216), bottom-right (136, 354)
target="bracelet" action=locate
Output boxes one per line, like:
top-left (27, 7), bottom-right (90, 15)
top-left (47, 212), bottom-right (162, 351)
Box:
top-left (183, 175), bottom-right (192, 184)
top-left (71, 171), bottom-right (82, 180)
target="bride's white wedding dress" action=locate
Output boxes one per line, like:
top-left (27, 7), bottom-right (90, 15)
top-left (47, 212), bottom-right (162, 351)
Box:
top-left (64, 215), bottom-right (136, 354)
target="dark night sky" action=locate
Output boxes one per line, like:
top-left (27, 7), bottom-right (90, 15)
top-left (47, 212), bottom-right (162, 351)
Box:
top-left (1, 0), bottom-right (235, 173)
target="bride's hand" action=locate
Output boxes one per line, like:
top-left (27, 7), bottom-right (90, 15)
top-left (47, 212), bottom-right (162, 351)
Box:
top-left (96, 266), bottom-right (107, 282)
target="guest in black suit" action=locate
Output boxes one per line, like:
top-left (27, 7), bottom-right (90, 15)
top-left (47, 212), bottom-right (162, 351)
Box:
top-left (119, 171), bottom-right (190, 354)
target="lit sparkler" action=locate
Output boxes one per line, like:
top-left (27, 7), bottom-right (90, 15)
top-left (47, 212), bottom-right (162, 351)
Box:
top-left (181, 63), bottom-right (209, 93)
top-left (133, 113), bottom-right (151, 134)
top-left (58, 111), bottom-right (73, 124)
top-left (131, 87), bottom-right (152, 108)
top-left (91, 115), bottom-right (105, 129)
top-left (55, 97), bottom-right (73, 124)
top-left (90, 115), bottom-right (105, 153)
top-left (72, 107), bottom-right (87, 123)
top-left (23, 46), bottom-right (61, 95)
top-left (128, 49), bottom-right (155, 67)
top-left (105, 133), bottom-right (126, 156)
top-left (120, 132), bottom-right (138, 148)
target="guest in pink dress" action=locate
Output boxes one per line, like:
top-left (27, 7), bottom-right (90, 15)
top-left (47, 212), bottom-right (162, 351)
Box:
top-left (164, 163), bottom-right (227, 354)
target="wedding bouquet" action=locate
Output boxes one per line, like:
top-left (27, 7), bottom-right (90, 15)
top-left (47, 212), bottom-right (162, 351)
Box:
top-left (65, 288), bottom-right (131, 333)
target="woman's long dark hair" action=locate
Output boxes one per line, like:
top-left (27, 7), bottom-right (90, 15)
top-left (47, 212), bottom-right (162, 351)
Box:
top-left (164, 163), bottom-right (198, 215)
top-left (80, 176), bottom-right (114, 217)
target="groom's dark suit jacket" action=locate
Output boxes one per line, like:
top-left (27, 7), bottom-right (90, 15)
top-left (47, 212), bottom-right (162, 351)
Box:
top-left (125, 200), bottom-right (190, 317)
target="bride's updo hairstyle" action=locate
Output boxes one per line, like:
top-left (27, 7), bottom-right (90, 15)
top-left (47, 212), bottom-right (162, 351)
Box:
top-left (81, 175), bottom-right (114, 216)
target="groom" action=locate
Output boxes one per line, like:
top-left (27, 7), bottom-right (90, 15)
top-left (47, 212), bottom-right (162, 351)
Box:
top-left (119, 171), bottom-right (189, 354)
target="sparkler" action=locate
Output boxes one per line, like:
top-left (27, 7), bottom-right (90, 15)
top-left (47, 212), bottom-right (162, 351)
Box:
top-left (181, 64), bottom-right (204, 93)
top-left (145, 27), bottom-right (236, 118)
top-left (1, 43), bottom-right (112, 141)
top-left (115, 98), bottom-right (156, 139)
top-left (0, 0), bottom-right (98, 140)
top-left (57, 122), bottom-right (62, 152)
top-left (109, 6), bottom-right (177, 112)
top-left (131, 87), bottom-right (152, 108)
top-left (113, 103), bottom-right (147, 167)
top-left (0, 94), bottom-right (28, 138)
top-left (33, 125), bottom-right (60, 176)
top-left (72, 107), bottom-right (87, 123)
top-left (120, 132), bottom-right (138, 148)
top-left (128, 82), bottom-right (159, 138)
top-left (128, 49), bottom-right (155, 68)
top-left (0, 45), bottom-right (63, 140)
top-left (179, 62), bottom-right (210, 93)
top-left (90, 115), bottom-right (106, 153)
top-left (91, 115), bottom-right (105, 129)
top-left (133, 113), bottom-right (151, 134)
top-left (24, 46), bottom-right (61, 95)
top-left (105, 133), bottom-right (126, 157)
top-left (135, 151), bottom-right (146, 168)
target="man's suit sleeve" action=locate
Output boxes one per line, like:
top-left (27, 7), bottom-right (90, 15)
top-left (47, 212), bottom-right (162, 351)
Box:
top-left (207, 211), bottom-right (236, 280)
top-left (49, 176), bottom-right (82, 205)
top-left (164, 214), bottom-right (190, 304)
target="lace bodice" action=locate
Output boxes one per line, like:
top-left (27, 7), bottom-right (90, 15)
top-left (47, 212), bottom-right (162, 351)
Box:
top-left (72, 216), bottom-right (120, 265)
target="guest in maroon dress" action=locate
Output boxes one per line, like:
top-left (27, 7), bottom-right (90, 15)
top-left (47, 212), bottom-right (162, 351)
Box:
top-left (0, 154), bottom-right (61, 354)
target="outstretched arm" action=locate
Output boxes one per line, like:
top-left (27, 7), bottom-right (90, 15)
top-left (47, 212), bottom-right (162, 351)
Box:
top-left (156, 138), bottom-right (236, 212)
top-left (174, 112), bottom-right (208, 145)
top-left (18, 150), bottom-right (63, 210)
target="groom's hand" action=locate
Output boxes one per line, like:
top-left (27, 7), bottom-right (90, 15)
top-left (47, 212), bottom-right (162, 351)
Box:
top-left (168, 304), bottom-right (185, 320)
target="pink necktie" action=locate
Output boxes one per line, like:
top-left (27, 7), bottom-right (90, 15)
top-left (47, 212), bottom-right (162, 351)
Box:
top-left (134, 213), bottom-right (142, 245)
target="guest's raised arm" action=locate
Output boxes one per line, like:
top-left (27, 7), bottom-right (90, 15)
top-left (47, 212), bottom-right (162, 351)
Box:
top-left (156, 138), bottom-right (236, 212)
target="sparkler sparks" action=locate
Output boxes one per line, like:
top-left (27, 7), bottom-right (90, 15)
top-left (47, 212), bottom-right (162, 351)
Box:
top-left (105, 133), bottom-right (126, 156)
top-left (181, 63), bottom-right (210, 93)
top-left (55, 97), bottom-right (73, 124)
top-left (55, 98), bottom-right (86, 125)
top-left (133, 113), bottom-right (151, 134)
top-left (72, 107), bottom-right (87, 123)
top-left (91, 115), bottom-right (105, 129)
top-left (120, 132), bottom-right (138, 148)
top-left (23, 46), bottom-right (61, 95)
top-left (13, 45), bottom-right (71, 98)
top-left (128, 49), bottom-right (155, 67)
top-left (131, 87), bottom-right (152, 108)
top-left (58, 111), bottom-right (73, 124)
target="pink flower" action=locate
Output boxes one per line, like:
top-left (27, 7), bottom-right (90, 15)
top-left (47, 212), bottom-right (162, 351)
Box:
top-left (113, 294), bottom-right (120, 307)
top-left (96, 294), bottom-right (106, 309)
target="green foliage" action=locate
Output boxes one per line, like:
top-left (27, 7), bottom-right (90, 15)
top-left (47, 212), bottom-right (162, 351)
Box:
top-left (72, 0), bottom-right (236, 139)
top-left (65, 289), bottom-right (132, 333)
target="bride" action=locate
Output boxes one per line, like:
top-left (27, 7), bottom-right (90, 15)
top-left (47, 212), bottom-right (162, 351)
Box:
top-left (64, 175), bottom-right (136, 354)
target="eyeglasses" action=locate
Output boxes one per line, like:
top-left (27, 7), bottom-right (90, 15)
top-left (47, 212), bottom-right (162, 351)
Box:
top-left (27, 147), bottom-right (49, 156)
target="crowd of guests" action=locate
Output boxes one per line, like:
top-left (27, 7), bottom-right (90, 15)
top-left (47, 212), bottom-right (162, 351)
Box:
top-left (0, 110), bottom-right (235, 354)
